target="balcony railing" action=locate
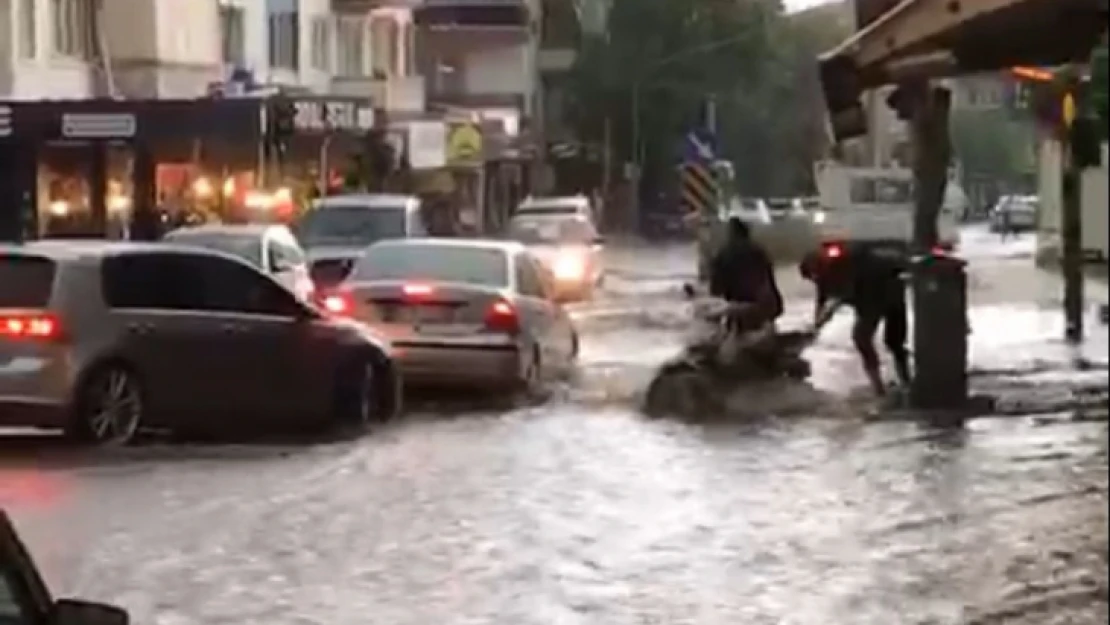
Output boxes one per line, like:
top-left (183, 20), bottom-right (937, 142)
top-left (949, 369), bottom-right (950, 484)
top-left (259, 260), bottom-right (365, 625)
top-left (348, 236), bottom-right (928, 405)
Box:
top-left (415, 0), bottom-right (531, 29)
top-left (331, 75), bottom-right (426, 113)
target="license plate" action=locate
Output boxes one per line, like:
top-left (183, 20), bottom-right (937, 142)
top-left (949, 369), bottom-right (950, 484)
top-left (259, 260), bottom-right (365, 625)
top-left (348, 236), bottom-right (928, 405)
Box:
top-left (382, 305), bottom-right (454, 324)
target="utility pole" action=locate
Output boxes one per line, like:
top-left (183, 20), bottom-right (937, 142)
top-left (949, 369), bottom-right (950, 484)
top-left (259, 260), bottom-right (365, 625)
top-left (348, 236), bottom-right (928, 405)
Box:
top-left (1060, 73), bottom-right (1085, 343)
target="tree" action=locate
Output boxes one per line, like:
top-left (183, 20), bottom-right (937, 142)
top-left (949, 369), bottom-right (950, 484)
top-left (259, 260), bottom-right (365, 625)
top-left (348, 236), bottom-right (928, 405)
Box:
top-left (566, 0), bottom-right (839, 198)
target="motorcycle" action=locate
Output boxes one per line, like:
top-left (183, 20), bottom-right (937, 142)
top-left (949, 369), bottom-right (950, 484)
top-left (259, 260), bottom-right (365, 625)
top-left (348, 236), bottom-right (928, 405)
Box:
top-left (642, 284), bottom-right (814, 418)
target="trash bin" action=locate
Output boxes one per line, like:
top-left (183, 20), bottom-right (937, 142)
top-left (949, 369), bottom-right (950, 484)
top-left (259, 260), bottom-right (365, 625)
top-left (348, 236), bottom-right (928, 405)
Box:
top-left (910, 252), bottom-right (968, 410)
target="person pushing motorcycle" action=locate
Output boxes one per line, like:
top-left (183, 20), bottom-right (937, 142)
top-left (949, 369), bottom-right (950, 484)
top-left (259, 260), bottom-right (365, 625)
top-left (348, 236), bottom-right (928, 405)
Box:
top-left (708, 217), bottom-right (784, 328)
top-left (799, 244), bottom-right (912, 397)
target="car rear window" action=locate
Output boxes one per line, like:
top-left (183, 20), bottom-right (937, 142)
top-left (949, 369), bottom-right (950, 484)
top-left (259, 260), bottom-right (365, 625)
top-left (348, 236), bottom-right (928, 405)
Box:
top-left (0, 255), bottom-right (56, 307)
top-left (163, 231), bottom-right (263, 268)
top-left (350, 244), bottom-right (509, 287)
top-left (297, 205), bottom-right (406, 248)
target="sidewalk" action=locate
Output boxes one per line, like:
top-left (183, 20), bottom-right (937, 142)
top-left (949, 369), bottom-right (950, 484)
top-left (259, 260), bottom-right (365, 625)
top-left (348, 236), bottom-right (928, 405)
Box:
top-left (799, 257), bottom-right (1108, 417)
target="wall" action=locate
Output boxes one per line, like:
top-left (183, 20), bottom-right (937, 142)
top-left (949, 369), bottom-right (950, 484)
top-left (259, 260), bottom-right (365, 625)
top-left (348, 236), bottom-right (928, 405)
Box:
top-left (2, 0), bottom-right (93, 99)
top-left (1036, 138), bottom-right (1109, 263)
top-left (462, 44), bottom-right (535, 115)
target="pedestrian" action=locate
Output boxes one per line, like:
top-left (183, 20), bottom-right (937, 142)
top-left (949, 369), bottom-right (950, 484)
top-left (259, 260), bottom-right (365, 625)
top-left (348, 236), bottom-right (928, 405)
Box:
top-left (799, 245), bottom-right (911, 397)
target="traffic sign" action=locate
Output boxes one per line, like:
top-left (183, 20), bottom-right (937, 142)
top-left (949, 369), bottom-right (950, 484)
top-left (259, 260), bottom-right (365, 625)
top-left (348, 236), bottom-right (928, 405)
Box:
top-left (682, 127), bottom-right (717, 164)
top-left (679, 161), bottom-right (717, 216)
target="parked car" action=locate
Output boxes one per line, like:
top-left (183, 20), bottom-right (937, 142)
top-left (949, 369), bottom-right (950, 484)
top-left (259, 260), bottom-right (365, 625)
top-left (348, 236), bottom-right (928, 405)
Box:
top-left (316, 238), bottom-right (578, 396)
top-left (295, 193), bottom-right (427, 289)
top-left (163, 223), bottom-right (314, 301)
top-left (505, 213), bottom-right (604, 302)
top-left (989, 195), bottom-right (1038, 232)
top-left (0, 241), bottom-right (400, 445)
top-left (0, 509), bottom-right (129, 624)
top-left (515, 195), bottom-right (597, 225)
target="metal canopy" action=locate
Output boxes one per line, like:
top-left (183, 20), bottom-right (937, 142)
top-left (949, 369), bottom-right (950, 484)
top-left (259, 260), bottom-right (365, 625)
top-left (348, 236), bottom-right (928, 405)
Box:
top-left (823, 0), bottom-right (1108, 88)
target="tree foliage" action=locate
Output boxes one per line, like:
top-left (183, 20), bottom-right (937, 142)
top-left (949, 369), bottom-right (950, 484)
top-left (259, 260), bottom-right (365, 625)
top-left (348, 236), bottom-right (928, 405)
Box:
top-left (566, 0), bottom-right (851, 196)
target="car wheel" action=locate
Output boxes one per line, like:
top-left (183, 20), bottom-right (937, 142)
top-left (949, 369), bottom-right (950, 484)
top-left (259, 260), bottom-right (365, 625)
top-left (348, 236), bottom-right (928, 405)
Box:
top-left (333, 358), bottom-right (378, 430)
top-left (519, 347), bottom-right (547, 404)
top-left (69, 365), bottom-right (143, 446)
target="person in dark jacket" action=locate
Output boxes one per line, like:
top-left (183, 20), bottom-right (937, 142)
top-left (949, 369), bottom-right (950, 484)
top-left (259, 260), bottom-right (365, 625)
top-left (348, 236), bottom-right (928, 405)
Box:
top-left (799, 245), bottom-right (911, 396)
top-left (708, 217), bottom-right (784, 327)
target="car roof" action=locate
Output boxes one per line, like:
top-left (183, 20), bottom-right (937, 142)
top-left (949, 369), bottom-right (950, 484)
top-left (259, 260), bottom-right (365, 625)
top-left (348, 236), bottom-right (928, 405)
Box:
top-left (367, 237), bottom-right (525, 255)
top-left (312, 193), bottom-right (417, 210)
top-left (1, 239), bottom-right (244, 262)
top-left (164, 224), bottom-right (276, 238)
top-left (519, 195), bottom-right (588, 207)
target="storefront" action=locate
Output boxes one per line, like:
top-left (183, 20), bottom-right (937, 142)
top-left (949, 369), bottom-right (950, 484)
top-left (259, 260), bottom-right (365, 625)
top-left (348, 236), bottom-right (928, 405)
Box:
top-left (0, 96), bottom-right (375, 242)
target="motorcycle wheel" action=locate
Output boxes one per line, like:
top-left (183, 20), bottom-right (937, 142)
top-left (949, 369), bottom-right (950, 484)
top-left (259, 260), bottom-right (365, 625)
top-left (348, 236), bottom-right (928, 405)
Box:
top-left (643, 367), bottom-right (713, 418)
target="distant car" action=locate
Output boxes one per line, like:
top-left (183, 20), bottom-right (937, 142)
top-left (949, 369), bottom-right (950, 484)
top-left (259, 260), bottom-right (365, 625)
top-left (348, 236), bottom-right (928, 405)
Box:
top-left (516, 195), bottom-right (596, 225)
top-left (0, 509), bottom-right (130, 624)
top-left (0, 241), bottom-right (400, 445)
top-left (296, 193), bottom-right (427, 289)
top-left (163, 223), bottom-right (314, 301)
top-left (724, 198), bottom-right (772, 225)
top-left (505, 214), bottom-right (604, 301)
top-left (316, 238), bottom-right (578, 396)
top-left (989, 195), bottom-right (1038, 232)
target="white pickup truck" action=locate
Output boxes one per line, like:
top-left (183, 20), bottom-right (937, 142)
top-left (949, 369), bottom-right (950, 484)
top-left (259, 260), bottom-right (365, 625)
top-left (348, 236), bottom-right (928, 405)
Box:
top-left (811, 161), bottom-right (962, 255)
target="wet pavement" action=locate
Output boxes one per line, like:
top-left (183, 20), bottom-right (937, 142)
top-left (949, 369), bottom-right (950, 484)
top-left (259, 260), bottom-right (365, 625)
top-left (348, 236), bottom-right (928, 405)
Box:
top-left (2, 226), bottom-right (1106, 625)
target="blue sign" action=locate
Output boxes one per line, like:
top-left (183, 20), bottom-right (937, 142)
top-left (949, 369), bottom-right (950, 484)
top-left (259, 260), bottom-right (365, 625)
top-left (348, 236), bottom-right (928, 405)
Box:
top-left (682, 127), bottom-right (716, 164)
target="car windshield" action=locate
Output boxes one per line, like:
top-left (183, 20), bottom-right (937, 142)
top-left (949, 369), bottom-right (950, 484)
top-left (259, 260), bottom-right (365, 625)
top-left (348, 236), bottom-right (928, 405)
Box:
top-left (350, 244), bottom-right (509, 287)
top-left (164, 231), bottom-right (263, 268)
top-left (0, 255), bottom-right (55, 307)
top-left (507, 218), bottom-right (594, 245)
top-left (297, 205), bottom-right (406, 248)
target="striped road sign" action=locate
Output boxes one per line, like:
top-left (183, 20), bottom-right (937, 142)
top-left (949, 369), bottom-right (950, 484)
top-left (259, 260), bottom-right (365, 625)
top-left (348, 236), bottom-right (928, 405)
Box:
top-left (679, 162), bottom-right (717, 215)
top-left (0, 106), bottom-right (11, 137)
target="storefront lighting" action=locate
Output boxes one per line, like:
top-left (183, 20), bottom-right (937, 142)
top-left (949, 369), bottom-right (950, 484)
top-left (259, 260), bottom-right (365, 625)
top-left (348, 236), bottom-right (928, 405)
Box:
top-left (244, 190), bottom-right (273, 210)
top-left (222, 177), bottom-right (236, 197)
top-left (48, 200), bottom-right (70, 217)
top-left (108, 195), bottom-right (131, 213)
top-left (192, 177), bottom-right (214, 198)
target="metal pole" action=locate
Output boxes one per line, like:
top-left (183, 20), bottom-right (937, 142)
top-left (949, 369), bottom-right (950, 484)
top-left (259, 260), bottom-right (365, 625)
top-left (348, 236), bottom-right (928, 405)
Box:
top-left (319, 134), bottom-right (334, 196)
top-left (630, 81), bottom-right (641, 231)
top-left (1061, 135), bottom-right (1084, 342)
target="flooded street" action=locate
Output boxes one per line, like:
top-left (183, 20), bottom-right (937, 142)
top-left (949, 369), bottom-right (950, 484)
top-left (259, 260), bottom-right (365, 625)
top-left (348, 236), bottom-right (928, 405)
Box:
top-left (2, 227), bottom-right (1106, 625)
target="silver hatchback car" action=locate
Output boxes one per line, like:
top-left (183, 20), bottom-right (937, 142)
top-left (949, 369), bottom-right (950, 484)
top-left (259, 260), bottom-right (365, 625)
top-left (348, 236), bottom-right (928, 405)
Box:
top-left (0, 241), bottom-right (400, 445)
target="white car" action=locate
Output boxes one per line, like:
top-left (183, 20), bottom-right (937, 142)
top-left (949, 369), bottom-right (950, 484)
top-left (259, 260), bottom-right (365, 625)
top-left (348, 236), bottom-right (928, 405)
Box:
top-left (516, 195), bottom-right (597, 225)
top-left (163, 224), bottom-right (315, 301)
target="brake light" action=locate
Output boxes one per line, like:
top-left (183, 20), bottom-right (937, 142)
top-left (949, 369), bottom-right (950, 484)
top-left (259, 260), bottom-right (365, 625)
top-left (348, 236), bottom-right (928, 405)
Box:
top-left (822, 243), bottom-right (844, 259)
top-left (402, 283), bottom-right (434, 299)
top-left (484, 300), bottom-right (520, 334)
top-left (0, 312), bottom-right (62, 341)
top-left (317, 292), bottom-right (353, 316)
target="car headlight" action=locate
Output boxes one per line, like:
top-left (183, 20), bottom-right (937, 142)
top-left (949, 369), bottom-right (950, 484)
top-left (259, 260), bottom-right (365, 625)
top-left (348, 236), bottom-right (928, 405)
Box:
top-left (553, 254), bottom-right (586, 280)
top-left (812, 211), bottom-right (827, 225)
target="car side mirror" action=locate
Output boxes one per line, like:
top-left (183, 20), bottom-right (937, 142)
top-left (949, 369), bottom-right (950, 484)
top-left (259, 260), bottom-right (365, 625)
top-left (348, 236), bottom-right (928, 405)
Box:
top-left (592, 236), bottom-right (605, 245)
top-left (50, 599), bottom-right (129, 625)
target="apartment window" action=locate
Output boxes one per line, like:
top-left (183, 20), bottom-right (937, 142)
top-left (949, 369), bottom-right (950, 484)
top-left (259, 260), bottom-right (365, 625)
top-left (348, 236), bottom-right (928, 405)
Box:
top-left (220, 5), bottom-right (246, 66)
top-left (51, 0), bottom-right (93, 59)
top-left (310, 16), bottom-right (331, 71)
top-left (19, 0), bottom-right (36, 59)
top-left (370, 17), bottom-right (399, 77)
top-left (335, 16), bottom-right (366, 76)
top-left (268, 11), bottom-right (300, 71)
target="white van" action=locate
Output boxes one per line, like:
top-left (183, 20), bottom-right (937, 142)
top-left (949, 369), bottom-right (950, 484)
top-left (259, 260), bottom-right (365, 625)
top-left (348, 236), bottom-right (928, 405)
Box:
top-left (812, 162), bottom-right (960, 252)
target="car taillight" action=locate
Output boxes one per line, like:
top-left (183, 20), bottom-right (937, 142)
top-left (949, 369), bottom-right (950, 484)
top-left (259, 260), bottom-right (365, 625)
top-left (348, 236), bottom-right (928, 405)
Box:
top-left (483, 300), bottom-right (520, 334)
top-left (822, 243), bottom-right (844, 259)
top-left (402, 283), bottom-right (434, 300)
top-left (0, 312), bottom-right (63, 341)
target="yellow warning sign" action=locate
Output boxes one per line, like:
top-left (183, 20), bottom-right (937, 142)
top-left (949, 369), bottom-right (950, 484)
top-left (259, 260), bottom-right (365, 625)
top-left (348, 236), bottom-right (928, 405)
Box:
top-left (680, 163), bottom-right (717, 215)
top-left (446, 123), bottom-right (483, 167)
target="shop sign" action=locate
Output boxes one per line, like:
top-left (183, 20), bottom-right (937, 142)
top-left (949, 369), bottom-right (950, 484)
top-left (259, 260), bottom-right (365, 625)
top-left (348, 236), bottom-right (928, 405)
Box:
top-left (62, 113), bottom-right (136, 139)
top-left (407, 121), bottom-right (447, 170)
top-left (293, 100), bottom-right (374, 133)
top-left (446, 122), bottom-right (483, 167)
